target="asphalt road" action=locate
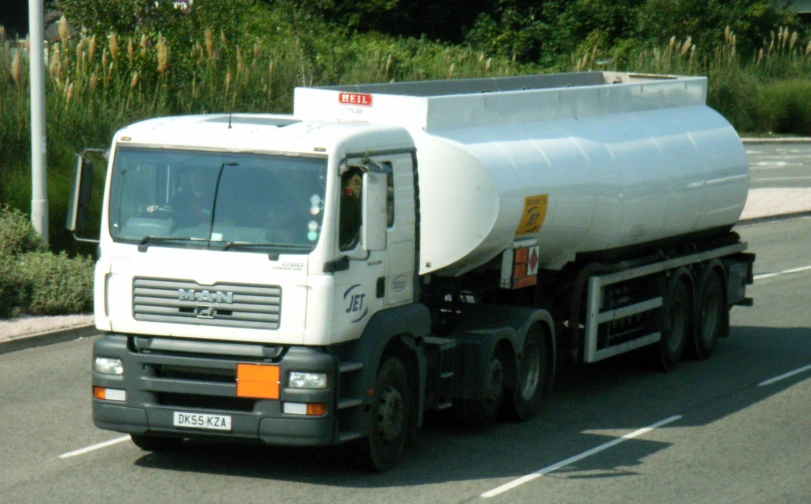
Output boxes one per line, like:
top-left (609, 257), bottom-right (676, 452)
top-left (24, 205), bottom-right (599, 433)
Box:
top-left (2, 217), bottom-right (811, 504)
top-left (746, 142), bottom-right (811, 188)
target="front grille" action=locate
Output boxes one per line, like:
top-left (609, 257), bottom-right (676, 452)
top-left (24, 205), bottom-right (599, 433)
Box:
top-left (155, 364), bottom-right (236, 383)
top-left (133, 277), bottom-right (281, 330)
top-left (157, 392), bottom-right (256, 412)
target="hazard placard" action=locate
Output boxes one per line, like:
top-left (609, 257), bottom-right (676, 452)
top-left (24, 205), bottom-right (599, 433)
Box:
top-left (515, 194), bottom-right (548, 235)
top-left (511, 245), bottom-right (540, 288)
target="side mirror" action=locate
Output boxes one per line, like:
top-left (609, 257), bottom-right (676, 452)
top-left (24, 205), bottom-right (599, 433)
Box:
top-left (66, 153), bottom-right (94, 232)
top-left (361, 170), bottom-right (388, 251)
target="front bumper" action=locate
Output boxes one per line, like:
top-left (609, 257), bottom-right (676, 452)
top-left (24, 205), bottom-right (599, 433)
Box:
top-left (92, 333), bottom-right (337, 446)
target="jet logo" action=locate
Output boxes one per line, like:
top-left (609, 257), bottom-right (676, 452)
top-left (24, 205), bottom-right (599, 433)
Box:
top-left (343, 284), bottom-right (368, 323)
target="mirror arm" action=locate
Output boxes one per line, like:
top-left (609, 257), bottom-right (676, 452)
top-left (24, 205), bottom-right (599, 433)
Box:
top-left (364, 159), bottom-right (392, 175)
top-left (72, 232), bottom-right (100, 245)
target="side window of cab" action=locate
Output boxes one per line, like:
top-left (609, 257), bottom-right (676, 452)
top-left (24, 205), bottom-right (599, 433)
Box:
top-left (339, 168), bottom-right (363, 251)
top-left (383, 161), bottom-right (394, 228)
top-left (338, 162), bottom-right (395, 251)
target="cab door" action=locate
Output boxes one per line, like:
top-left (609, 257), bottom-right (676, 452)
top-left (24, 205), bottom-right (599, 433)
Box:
top-left (330, 152), bottom-right (416, 344)
top-left (380, 153), bottom-right (416, 306)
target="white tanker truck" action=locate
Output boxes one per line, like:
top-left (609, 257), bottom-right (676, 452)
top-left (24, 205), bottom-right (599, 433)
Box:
top-left (68, 71), bottom-right (755, 471)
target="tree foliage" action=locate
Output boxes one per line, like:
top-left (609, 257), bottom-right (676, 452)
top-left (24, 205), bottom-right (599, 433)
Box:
top-left (56, 0), bottom-right (263, 49)
top-left (266, 0), bottom-right (490, 42)
top-left (462, 0), bottom-right (798, 64)
top-left (636, 0), bottom-right (797, 57)
top-left (57, 0), bottom-right (801, 65)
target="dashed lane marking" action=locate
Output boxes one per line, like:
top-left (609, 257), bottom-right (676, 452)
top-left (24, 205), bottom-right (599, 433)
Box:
top-left (480, 415), bottom-right (682, 498)
top-left (59, 435), bottom-right (131, 459)
top-left (759, 364), bottom-right (811, 387)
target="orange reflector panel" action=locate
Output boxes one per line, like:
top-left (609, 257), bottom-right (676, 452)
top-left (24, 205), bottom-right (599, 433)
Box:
top-left (513, 263), bottom-right (528, 278)
top-left (93, 386), bottom-right (106, 400)
top-left (512, 276), bottom-right (538, 289)
top-left (307, 403), bottom-right (328, 416)
top-left (236, 364), bottom-right (280, 399)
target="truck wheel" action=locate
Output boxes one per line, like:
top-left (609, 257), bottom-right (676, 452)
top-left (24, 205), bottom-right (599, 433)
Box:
top-left (363, 357), bottom-right (410, 472)
top-left (654, 275), bottom-right (691, 371)
top-left (455, 347), bottom-right (505, 427)
top-left (503, 327), bottom-right (546, 421)
top-left (130, 434), bottom-right (182, 451)
top-left (690, 267), bottom-right (726, 360)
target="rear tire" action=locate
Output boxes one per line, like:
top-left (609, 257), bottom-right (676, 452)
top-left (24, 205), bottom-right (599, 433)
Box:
top-left (362, 357), bottom-right (410, 472)
top-left (130, 434), bottom-right (182, 451)
top-left (503, 327), bottom-right (547, 421)
top-left (455, 347), bottom-right (506, 428)
top-left (653, 273), bottom-right (692, 371)
top-left (690, 266), bottom-right (726, 360)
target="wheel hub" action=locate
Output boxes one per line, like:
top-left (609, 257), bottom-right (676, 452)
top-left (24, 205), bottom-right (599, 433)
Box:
top-left (519, 343), bottom-right (542, 400)
top-left (665, 298), bottom-right (685, 353)
top-left (486, 359), bottom-right (504, 403)
top-left (701, 287), bottom-right (720, 344)
top-left (377, 386), bottom-right (404, 443)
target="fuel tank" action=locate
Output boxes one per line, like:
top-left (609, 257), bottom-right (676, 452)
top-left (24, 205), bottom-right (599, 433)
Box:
top-left (296, 72), bottom-right (749, 275)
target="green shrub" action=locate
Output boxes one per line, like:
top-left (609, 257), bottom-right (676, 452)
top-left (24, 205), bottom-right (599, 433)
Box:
top-left (0, 254), bottom-right (26, 319)
top-left (0, 206), bottom-right (94, 318)
top-left (761, 79), bottom-right (811, 135)
top-left (0, 205), bottom-right (47, 256)
top-left (706, 66), bottom-right (766, 134)
top-left (12, 251), bottom-right (94, 316)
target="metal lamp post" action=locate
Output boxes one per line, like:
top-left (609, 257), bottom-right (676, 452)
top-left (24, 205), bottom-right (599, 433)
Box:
top-left (29, 0), bottom-right (48, 245)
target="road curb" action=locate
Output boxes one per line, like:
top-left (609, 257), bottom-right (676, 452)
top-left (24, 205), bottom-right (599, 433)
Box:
top-left (0, 324), bottom-right (97, 355)
top-left (742, 137), bottom-right (811, 144)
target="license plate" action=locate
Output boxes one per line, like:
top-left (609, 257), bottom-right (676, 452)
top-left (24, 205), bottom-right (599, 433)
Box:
top-left (173, 411), bottom-right (232, 431)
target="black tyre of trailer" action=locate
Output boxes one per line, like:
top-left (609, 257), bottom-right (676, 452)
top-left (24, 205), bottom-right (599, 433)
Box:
top-left (654, 270), bottom-right (692, 371)
top-left (130, 434), bottom-right (183, 451)
top-left (362, 357), bottom-right (410, 472)
top-left (503, 326), bottom-right (547, 421)
top-left (456, 345), bottom-right (506, 428)
top-left (690, 263), bottom-right (727, 360)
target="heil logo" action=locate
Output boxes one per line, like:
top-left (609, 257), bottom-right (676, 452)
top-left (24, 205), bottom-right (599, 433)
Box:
top-left (339, 93), bottom-right (373, 106)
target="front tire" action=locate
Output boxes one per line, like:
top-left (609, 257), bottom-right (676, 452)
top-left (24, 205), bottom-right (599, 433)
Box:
top-left (362, 357), bottom-right (410, 472)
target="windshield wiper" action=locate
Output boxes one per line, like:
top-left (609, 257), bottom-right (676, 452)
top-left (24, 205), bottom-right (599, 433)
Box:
top-left (221, 241), bottom-right (312, 251)
top-left (137, 235), bottom-right (208, 252)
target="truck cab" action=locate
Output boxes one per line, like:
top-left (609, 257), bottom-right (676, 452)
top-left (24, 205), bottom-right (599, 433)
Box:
top-left (78, 114), bottom-right (427, 466)
top-left (93, 115), bottom-right (417, 346)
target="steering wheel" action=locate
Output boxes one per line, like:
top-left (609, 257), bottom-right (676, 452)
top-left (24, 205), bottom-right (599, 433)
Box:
top-left (146, 206), bottom-right (183, 220)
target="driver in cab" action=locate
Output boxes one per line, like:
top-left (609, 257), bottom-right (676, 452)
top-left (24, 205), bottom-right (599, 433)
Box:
top-left (147, 169), bottom-right (214, 227)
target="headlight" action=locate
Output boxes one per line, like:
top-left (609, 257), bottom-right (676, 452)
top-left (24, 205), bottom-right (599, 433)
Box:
top-left (94, 357), bottom-right (124, 375)
top-left (288, 371), bottom-right (327, 389)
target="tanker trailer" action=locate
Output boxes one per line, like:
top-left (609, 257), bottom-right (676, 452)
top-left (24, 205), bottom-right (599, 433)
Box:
top-left (72, 71), bottom-right (754, 472)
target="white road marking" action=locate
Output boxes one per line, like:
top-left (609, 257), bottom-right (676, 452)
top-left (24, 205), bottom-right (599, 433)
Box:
top-left (58, 435), bottom-right (131, 459)
top-left (754, 265), bottom-right (811, 281)
top-left (748, 154), bottom-right (811, 159)
top-left (480, 415), bottom-right (682, 498)
top-left (759, 364), bottom-right (811, 387)
top-left (751, 161), bottom-right (804, 167)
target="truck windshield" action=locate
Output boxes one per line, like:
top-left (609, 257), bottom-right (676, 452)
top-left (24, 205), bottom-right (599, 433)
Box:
top-left (108, 147), bottom-right (327, 251)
